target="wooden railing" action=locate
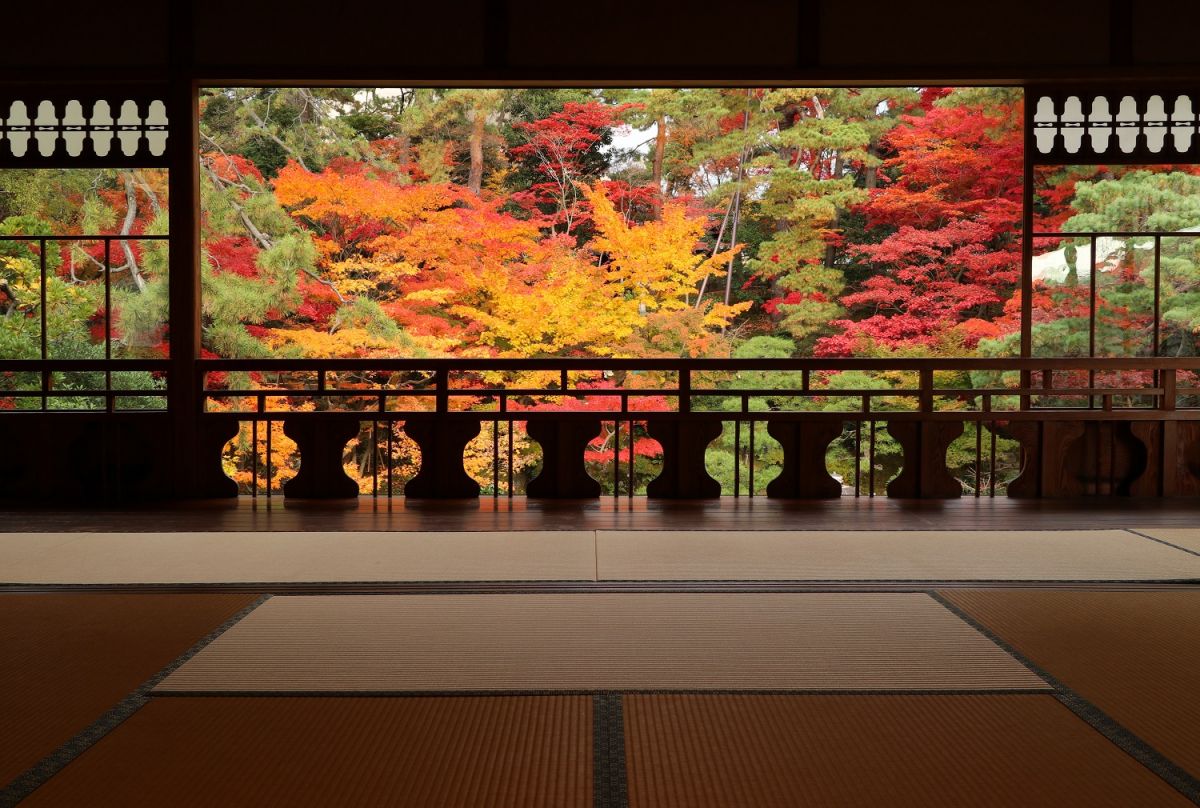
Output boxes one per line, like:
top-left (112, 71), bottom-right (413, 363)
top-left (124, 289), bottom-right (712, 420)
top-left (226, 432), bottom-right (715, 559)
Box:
top-left (184, 357), bottom-right (1200, 500)
top-left (4, 355), bottom-right (1199, 500)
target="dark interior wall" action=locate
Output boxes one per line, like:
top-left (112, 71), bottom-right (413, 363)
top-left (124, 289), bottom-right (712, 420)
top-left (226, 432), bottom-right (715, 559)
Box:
top-left (2, 0), bottom-right (1198, 83)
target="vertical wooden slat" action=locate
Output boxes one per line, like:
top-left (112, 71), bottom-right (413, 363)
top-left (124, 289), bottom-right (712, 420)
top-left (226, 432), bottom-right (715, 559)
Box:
top-left (265, 417), bottom-right (272, 498)
top-left (613, 420), bottom-right (620, 498)
top-left (1020, 88), bottom-right (1035, 411)
top-left (250, 419), bottom-right (258, 498)
top-left (1089, 234), bottom-right (1098, 409)
top-left (734, 419), bottom-right (741, 498)
top-left (628, 419), bottom-right (635, 499)
top-left (39, 238), bottom-right (47, 361)
top-left (748, 418), bottom-right (755, 497)
top-left (104, 239), bottom-right (113, 412)
top-left (868, 420), bottom-right (877, 497)
top-left (1153, 235), bottom-right (1162, 356)
top-left (989, 421), bottom-right (998, 498)
top-left (854, 421), bottom-right (861, 498)
top-left (166, 25), bottom-right (201, 498)
top-left (492, 419), bottom-right (499, 498)
top-left (975, 419), bottom-right (983, 498)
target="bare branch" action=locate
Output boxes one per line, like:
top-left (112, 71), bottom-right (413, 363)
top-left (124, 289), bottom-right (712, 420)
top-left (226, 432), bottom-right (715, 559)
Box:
top-left (119, 172), bottom-right (146, 293)
top-left (242, 98), bottom-right (309, 171)
top-left (132, 171), bottom-right (162, 216)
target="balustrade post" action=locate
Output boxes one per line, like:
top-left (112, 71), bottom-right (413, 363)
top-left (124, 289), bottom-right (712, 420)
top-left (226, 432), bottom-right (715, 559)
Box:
top-left (766, 420), bottom-right (843, 499)
top-left (645, 418), bottom-right (723, 499)
top-left (403, 417), bottom-right (482, 499)
top-left (886, 420), bottom-right (965, 499)
top-left (281, 416), bottom-right (360, 498)
top-left (196, 418), bottom-right (240, 498)
top-left (525, 417), bottom-right (603, 498)
top-left (885, 369), bottom-right (964, 498)
top-left (1005, 420), bottom-right (1086, 498)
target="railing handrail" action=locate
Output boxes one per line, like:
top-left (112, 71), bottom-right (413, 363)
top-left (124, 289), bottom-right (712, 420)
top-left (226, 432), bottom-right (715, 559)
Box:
top-left (3, 357), bottom-right (1196, 374)
top-left (0, 234), bottom-right (170, 241)
top-left (0, 359), bottom-right (169, 371)
top-left (192, 357), bottom-right (1200, 372)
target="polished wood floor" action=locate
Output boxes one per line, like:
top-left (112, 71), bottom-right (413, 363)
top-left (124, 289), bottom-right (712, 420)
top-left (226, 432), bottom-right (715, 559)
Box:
top-left (3, 496), bottom-right (1199, 533)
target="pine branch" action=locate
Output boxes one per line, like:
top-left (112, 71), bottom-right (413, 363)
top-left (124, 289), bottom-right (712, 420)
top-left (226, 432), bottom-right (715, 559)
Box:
top-left (200, 157), bottom-right (348, 305)
top-left (242, 99), bottom-right (310, 172)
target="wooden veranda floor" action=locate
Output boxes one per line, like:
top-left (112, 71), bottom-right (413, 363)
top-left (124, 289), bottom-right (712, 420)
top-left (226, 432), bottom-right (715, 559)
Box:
top-left (6, 495), bottom-right (1200, 533)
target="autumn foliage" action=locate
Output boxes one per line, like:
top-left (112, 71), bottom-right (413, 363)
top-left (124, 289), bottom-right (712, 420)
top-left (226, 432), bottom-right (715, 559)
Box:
top-left (31, 86), bottom-right (1189, 495)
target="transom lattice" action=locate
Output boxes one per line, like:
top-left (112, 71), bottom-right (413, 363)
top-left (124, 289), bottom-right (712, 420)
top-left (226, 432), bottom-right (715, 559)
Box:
top-left (0, 90), bottom-right (169, 167)
top-left (1032, 90), bottom-right (1200, 164)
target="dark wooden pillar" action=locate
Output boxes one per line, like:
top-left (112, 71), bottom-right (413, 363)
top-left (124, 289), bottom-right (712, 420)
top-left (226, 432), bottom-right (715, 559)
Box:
top-left (1129, 421), bottom-right (1166, 496)
top-left (403, 418), bottom-right (482, 498)
top-left (645, 419), bottom-right (723, 499)
top-left (1006, 420), bottom-right (1086, 498)
top-left (526, 418), bottom-right (602, 498)
top-left (196, 418), bottom-right (240, 498)
top-left (766, 420), bottom-right (843, 499)
top-left (886, 421), bottom-right (964, 498)
top-left (281, 417), bottom-right (360, 498)
top-left (167, 0), bottom-right (202, 498)
top-left (1175, 421), bottom-right (1200, 496)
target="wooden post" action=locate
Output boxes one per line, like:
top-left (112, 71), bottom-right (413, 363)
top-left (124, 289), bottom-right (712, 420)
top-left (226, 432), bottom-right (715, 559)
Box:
top-left (167, 0), bottom-right (203, 498)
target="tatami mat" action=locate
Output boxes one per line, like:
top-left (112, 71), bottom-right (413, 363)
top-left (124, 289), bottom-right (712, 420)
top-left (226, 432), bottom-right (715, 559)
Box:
top-left (623, 694), bottom-right (1191, 808)
top-left (20, 696), bottom-right (592, 808)
top-left (942, 589), bottom-right (1200, 780)
top-left (1131, 528), bottom-right (1200, 555)
top-left (0, 531), bottom-right (596, 583)
top-left (0, 593), bottom-right (258, 788)
top-left (155, 593), bottom-right (1045, 692)
top-left (596, 529), bottom-right (1200, 581)
top-left (6, 529), bottom-right (1196, 585)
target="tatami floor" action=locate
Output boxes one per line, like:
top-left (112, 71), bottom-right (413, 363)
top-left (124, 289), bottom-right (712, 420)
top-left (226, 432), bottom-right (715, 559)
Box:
top-left (3, 500), bottom-right (1200, 806)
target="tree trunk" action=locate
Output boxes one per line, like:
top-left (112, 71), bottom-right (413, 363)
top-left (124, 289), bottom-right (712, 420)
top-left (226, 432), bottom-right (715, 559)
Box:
top-left (722, 91), bottom-right (753, 314)
top-left (467, 110), bottom-right (485, 196)
top-left (825, 155), bottom-right (844, 268)
top-left (652, 114), bottom-right (667, 218)
top-left (865, 141), bottom-right (880, 190)
top-left (396, 133), bottom-right (411, 172)
top-left (723, 187), bottom-right (742, 310)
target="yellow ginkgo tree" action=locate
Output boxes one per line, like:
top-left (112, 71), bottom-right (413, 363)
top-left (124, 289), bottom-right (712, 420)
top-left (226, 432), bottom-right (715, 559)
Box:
top-left (583, 183), bottom-right (749, 356)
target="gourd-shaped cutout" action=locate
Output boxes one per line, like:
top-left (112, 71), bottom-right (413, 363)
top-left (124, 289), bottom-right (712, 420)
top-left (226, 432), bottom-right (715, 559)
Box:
top-left (145, 100), bottom-right (168, 156)
top-left (62, 100), bottom-right (86, 157)
top-left (1116, 96), bottom-right (1140, 153)
top-left (1143, 95), bottom-right (1167, 153)
top-left (33, 100), bottom-right (58, 157)
top-left (1171, 94), bottom-right (1195, 153)
top-left (7, 101), bottom-right (30, 158)
top-left (116, 100), bottom-right (141, 156)
top-left (1060, 96), bottom-right (1084, 153)
top-left (1033, 96), bottom-right (1057, 153)
top-left (1088, 96), bottom-right (1112, 153)
top-left (90, 100), bottom-right (114, 157)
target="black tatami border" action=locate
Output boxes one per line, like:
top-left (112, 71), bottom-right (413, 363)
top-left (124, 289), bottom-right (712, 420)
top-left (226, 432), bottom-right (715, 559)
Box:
top-left (0, 594), bottom-right (272, 808)
top-left (1125, 528), bottom-right (1200, 559)
top-left (2, 579), bottom-right (1198, 595)
top-left (928, 590), bottom-right (1200, 806)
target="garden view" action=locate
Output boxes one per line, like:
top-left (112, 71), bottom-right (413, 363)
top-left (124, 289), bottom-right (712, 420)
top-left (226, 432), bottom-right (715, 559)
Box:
top-left (3, 86), bottom-right (1200, 495)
